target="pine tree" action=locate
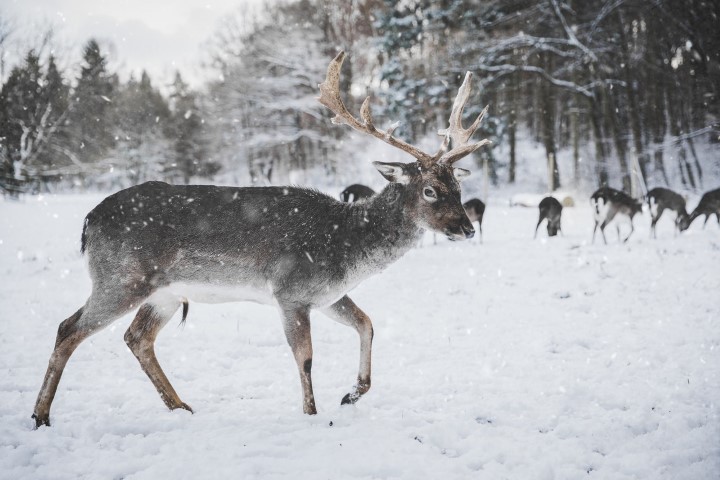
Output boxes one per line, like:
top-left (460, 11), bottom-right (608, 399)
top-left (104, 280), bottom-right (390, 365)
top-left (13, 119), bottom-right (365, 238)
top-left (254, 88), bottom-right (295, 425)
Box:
top-left (167, 72), bottom-right (213, 184)
top-left (35, 55), bottom-right (71, 175)
top-left (0, 50), bottom-right (56, 192)
top-left (68, 39), bottom-right (116, 165)
top-left (111, 70), bottom-right (171, 185)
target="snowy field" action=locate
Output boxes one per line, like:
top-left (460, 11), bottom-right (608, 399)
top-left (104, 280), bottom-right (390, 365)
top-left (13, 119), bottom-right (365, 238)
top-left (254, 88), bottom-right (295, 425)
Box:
top-left (1, 192), bottom-right (718, 479)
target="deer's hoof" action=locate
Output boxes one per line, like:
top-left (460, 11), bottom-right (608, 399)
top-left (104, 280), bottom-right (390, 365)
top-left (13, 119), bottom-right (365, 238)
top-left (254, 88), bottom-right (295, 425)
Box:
top-left (32, 413), bottom-right (50, 429)
top-left (341, 392), bottom-right (359, 405)
top-left (171, 402), bottom-right (194, 414)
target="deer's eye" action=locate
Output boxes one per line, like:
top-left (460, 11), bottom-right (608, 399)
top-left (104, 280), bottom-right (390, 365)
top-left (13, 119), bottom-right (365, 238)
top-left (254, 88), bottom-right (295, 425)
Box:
top-left (423, 186), bottom-right (437, 202)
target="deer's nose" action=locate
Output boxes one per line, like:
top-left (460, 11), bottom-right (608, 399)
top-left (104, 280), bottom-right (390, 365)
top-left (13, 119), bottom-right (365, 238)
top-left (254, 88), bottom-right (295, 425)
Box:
top-left (461, 223), bottom-right (475, 239)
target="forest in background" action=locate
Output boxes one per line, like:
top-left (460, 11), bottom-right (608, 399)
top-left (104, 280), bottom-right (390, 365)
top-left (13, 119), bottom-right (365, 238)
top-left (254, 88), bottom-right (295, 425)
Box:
top-left (0, 0), bottom-right (718, 196)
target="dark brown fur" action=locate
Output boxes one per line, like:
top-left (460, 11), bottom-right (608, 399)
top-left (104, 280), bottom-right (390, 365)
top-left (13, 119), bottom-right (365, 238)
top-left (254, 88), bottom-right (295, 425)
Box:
top-left (462, 198), bottom-right (485, 243)
top-left (647, 187), bottom-right (690, 238)
top-left (591, 187), bottom-right (643, 244)
top-left (340, 184), bottom-right (375, 202)
top-left (535, 196), bottom-right (563, 238)
top-left (688, 187), bottom-right (720, 228)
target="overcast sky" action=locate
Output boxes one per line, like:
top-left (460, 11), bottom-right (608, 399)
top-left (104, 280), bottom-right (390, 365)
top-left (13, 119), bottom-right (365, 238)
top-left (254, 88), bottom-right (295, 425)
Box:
top-left (3, 0), bottom-right (265, 88)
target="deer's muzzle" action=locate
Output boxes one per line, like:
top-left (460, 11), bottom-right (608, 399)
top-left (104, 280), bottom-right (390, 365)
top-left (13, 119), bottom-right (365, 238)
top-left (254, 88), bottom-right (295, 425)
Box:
top-left (445, 220), bottom-right (475, 241)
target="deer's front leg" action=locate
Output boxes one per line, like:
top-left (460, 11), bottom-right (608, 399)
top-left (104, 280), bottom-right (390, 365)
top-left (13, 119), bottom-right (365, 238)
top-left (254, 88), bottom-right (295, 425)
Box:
top-left (323, 295), bottom-right (373, 406)
top-left (279, 305), bottom-right (316, 415)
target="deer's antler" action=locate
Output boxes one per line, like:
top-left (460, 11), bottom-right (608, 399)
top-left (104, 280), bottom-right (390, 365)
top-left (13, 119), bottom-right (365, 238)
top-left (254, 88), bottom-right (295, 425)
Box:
top-left (436, 72), bottom-right (492, 164)
top-left (317, 51), bottom-right (489, 169)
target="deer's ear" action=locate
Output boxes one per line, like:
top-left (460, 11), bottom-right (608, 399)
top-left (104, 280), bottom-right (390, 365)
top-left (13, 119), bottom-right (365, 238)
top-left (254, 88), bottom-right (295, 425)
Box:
top-left (372, 161), bottom-right (413, 184)
top-left (453, 167), bottom-right (471, 182)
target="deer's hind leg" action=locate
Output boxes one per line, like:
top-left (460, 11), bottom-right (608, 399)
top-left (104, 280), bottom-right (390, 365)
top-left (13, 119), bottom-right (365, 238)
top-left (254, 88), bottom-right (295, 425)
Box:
top-left (623, 219), bottom-right (636, 243)
top-left (534, 216), bottom-right (543, 239)
top-left (650, 207), bottom-right (664, 239)
top-left (33, 290), bottom-right (143, 428)
top-left (592, 221), bottom-right (599, 243)
top-left (323, 295), bottom-right (373, 407)
top-left (124, 293), bottom-right (192, 413)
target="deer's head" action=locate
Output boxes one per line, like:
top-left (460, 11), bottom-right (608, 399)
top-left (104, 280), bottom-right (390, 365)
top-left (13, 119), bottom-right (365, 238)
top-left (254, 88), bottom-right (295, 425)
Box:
top-left (372, 161), bottom-right (474, 240)
top-left (318, 51), bottom-right (490, 241)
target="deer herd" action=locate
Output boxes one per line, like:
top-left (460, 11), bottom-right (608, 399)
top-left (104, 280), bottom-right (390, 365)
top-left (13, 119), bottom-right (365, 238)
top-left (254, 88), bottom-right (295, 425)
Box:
top-left (30, 51), bottom-right (719, 429)
top-left (342, 183), bottom-right (719, 244)
top-left (590, 186), bottom-right (720, 243)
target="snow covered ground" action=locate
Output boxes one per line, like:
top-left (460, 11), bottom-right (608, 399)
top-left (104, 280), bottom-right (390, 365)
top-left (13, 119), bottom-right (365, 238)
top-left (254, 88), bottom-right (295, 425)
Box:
top-left (1, 192), bottom-right (718, 479)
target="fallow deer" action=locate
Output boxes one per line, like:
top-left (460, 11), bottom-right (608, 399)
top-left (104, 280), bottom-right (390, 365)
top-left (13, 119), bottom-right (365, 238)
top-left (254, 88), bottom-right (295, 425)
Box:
top-left (31, 51), bottom-right (490, 428)
top-left (463, 198), bottom-right (485, 243)
top-left (340, 184), bottom-right (375, 202)
top-left (688, 187), bottom-right (720, 229)
top-left (534, 196), bottom-right (563, 238)
top-left (646, 187), bottom-right (690, 238)
top-left (591, 187), bottom-right (643, 244)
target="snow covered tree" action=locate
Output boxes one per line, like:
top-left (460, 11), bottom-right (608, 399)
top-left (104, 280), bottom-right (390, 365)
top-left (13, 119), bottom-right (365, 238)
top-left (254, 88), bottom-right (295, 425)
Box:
top-left (108, 70), bottom-right (171, 186)
top-left (67, 39), bottom-right (116, 167)
top-left (205, 0), bottom-right (338, 184)
top-left (166, 72), bottom-right (216, 184)
top-left (373, 0), bottom-right (500, 181)
top-left (0, 50), bottom-right (72, 194)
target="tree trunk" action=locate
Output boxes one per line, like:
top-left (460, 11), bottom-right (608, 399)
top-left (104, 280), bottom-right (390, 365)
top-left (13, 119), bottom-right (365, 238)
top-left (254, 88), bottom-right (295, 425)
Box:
top-left (617, 9), bottom-right (648, 185)
top-left (571, 103), bottom-right (580, 186)
top-left (540, 55), bottom-right (560, 190)
top-left (681, 103), bottom-right (703, 187)
top-left (589, 95), bottom-right (608, 187)
top-left (666, 86), bottom-right (696, 189)
top-left (605, 88), bottom-right (631, 192)
top-left (508, 73), bottom-right (518, 184)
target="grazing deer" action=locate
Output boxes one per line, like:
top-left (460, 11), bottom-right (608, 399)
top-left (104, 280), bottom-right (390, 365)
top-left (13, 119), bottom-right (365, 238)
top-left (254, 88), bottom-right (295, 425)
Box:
top-left (340, 184), bottom-right (375, 202)
top-left (534, 196), bottom-right (563, 238)
top-left (646, 187), bottom-right (690, 238)
top-left (688, 187), bottom-right (720, 229)
top-left (463, 198), bottom-right (485, 243)
top-left (591, 187), bottom-right (643, 244)
top-left (32, 51), bottom-right (490, 428)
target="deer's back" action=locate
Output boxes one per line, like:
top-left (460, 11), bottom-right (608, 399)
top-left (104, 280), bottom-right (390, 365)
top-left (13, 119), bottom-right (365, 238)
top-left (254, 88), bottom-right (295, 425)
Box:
top-left (539, 196), bottom-right (562, 213)
top-left (81, 181), bottom-right (412, 306)
top-left (648, 187), bottom-right (685, 210)
top-left (462, 198), bottom-right (485, 222)
top-left (697, 188), bottom-right (720, 211)
top-left (592, 187), bottom-right (641, 218)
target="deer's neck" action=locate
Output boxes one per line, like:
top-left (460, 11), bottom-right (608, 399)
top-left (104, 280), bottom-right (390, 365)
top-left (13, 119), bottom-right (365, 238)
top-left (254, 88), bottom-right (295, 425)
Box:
top-left (343, 183), bottom-right (422, 270)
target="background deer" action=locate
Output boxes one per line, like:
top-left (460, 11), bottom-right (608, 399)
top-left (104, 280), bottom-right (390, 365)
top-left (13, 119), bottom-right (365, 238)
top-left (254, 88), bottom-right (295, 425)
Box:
top-left (646, 187), bottom-right (690, 238)
top-left (591, 187), bottom-right (643, 244)
top-left (420, 198), bottom-right (484, 247)
top-left (534, 196), bottom-right (563, 238)
top-left (340, 184), bottom-right (375, 202)
top-left (688, 187), bottom-right (720, 229)
top-left (32, 51), bottom-right (490, 428)
top-left (462, 198), bottom-right (485, 243)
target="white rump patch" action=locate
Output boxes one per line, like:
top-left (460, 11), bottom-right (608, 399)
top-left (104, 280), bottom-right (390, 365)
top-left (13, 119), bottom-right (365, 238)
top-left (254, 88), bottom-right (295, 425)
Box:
top-left (649, 197), bottom-right (658, 217)
top-left (593, 198), bottom-right (609, 222)
top-left (154, 282), bottom-right (275, 306)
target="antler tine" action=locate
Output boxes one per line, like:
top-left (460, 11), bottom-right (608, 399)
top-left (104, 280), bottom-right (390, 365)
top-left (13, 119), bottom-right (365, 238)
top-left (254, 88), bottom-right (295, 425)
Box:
top-left (317, 51), bottom-right (355, 128)
top-left (436, 72), bottom-right (491, 164)
top-left (317, 51), bottom-right (435, 168)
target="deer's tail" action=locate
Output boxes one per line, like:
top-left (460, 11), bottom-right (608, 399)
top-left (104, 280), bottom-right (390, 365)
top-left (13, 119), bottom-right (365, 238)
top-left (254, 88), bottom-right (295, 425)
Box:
top-left (179, 299), bottom-right (189, 328)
